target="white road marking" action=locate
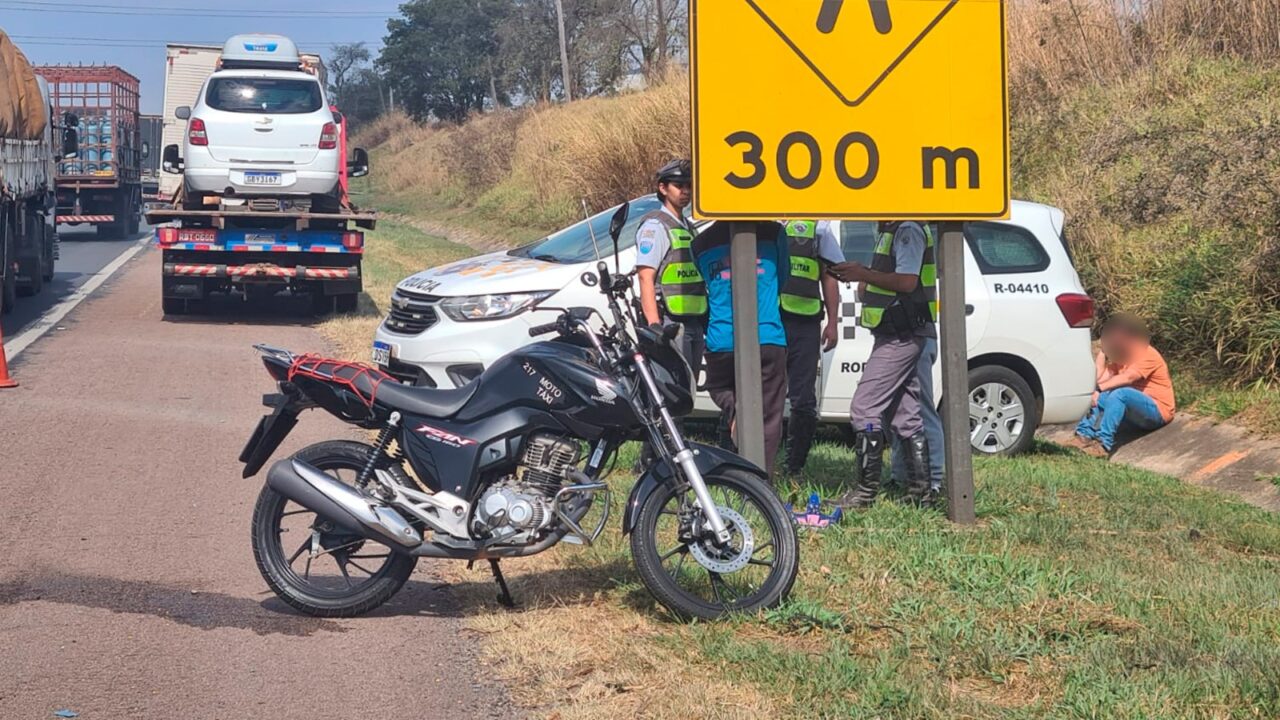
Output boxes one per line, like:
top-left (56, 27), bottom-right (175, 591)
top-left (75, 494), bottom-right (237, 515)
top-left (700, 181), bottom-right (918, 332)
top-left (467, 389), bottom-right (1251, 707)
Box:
top-left (5, 236), bottom-right (152, 360)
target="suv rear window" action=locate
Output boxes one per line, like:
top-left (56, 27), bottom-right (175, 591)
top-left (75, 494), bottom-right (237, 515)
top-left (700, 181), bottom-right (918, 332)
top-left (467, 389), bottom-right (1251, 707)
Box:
top-left (207, 77), bottom-right (323, 114)
top-left (964, 222), bottom-right (1050, 274)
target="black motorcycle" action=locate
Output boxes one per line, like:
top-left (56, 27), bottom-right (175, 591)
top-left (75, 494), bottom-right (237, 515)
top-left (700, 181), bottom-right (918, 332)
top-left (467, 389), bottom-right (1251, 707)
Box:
top-left (239, 202), bottom-right (799, 620)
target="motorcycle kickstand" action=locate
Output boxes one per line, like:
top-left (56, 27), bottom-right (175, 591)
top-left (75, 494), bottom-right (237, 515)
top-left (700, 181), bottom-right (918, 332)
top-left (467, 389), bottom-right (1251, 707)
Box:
top-left (489, 559), bottom-right (516, 609)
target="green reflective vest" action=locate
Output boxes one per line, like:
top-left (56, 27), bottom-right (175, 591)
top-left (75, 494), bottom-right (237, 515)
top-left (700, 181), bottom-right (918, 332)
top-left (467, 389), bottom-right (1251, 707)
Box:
top-left (780, 220), bottom-right (822, 317)
top-left (648, 210), bottom-right (707, 318)
top-left (861, 223), bottom-right (938, 331)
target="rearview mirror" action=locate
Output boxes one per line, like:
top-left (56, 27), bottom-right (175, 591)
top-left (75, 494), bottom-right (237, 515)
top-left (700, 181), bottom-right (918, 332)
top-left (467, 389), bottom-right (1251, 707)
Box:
top-left (141, 141), bottom-right (150, 159)
top-left (175, 106), bottom-right (191, 120)
top-left (608, 202), bottom-right (630, 242)
top-left (347, 147), bottom-right (370, 178)
top-left (61, 127), bottom-right (79, 159)
top-left (162, 144), bottom-right (183, 174)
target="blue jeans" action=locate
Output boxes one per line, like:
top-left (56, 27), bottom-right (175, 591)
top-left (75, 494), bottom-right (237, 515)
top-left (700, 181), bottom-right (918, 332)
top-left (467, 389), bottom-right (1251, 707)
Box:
top-left (1075, 388), bottom-right (1166, 451)
top-left (891, 337), bottom-right (945, 491)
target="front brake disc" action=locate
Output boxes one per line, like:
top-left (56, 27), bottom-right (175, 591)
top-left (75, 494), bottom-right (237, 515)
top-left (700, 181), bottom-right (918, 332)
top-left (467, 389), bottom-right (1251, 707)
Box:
top-left (687, 506), bottom-right (755, 574)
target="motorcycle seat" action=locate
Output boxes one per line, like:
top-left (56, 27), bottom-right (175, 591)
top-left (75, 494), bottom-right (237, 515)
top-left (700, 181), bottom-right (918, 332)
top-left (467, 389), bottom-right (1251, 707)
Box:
top-left (375, 380), bottom-right (478, 418)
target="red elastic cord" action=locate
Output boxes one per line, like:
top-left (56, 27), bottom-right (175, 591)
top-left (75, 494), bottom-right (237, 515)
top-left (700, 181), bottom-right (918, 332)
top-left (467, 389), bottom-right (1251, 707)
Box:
top-left (287, 354), bottom-right (394, 408)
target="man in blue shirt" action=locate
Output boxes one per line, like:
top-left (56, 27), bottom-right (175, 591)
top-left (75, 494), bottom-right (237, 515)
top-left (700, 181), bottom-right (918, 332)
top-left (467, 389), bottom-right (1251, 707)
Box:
top-left (692, 221), bottom-right (790, 477)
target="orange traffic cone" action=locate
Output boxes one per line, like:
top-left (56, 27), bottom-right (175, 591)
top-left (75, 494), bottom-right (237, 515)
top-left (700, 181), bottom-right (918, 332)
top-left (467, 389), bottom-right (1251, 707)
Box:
top-left (0, 320), bottom-right (18, 389)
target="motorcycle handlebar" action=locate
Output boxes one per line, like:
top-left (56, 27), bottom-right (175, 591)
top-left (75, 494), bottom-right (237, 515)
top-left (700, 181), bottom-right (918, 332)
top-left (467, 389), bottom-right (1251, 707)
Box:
top-left (528, 322), bottom-right (560, 338)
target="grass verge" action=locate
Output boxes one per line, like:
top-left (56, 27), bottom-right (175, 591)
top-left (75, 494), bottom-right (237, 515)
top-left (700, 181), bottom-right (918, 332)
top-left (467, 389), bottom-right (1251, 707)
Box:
top-left (317, 220), bottom-right (1280, 719)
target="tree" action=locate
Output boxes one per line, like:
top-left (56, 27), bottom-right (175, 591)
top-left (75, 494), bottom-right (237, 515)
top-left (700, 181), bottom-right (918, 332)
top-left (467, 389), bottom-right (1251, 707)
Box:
top-left (328, 42), bottom-right (372, 106)
top-left (337, 67), bottom-right (387, 131)
top-left (380, 0), bottom-right (509, 122)
top-left (496, 0), bottom-right (630, 102)
top-left (621, 0), bottom-right (686, 80)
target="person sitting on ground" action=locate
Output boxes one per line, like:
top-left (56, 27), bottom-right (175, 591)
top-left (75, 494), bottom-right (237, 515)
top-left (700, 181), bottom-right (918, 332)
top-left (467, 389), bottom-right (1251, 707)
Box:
top-left (1072, 312), bottom-right (1175, 457)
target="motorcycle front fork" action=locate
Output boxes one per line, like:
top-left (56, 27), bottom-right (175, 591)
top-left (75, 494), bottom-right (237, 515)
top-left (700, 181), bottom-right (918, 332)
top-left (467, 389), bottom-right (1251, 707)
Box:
top-left (632, 354), bottom-right (732, 545)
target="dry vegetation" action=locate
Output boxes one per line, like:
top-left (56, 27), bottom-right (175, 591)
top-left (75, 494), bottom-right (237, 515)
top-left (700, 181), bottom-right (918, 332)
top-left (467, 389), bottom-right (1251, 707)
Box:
top-left (358, 0), bottom-right (1280, 391)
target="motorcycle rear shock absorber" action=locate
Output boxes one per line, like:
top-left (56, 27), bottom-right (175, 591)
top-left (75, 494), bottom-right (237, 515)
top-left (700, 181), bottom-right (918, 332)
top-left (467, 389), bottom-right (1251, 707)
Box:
top-left (356, 412), bottom-right (401, 488)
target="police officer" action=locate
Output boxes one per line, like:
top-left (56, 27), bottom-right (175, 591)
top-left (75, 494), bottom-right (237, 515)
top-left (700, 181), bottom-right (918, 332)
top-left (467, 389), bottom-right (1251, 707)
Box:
top-left (635, 159), bottom-right (706, 374)
top-left (829, 220), bottom-right (938, 508)
top-left (779, 220), bottom-right (843, 475)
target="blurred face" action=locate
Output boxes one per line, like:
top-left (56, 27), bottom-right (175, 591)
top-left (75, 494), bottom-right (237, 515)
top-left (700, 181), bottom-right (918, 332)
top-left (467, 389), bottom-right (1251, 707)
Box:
top-left (1100, 327), bottom-right (1128, 362)
top-left (659, 179), bottom-right (692, 210)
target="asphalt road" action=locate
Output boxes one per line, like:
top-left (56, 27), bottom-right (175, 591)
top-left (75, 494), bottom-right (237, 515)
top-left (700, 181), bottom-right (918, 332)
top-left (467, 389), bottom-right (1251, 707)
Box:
top-left (0, 247), bottom-right (512, 718)
top-left (1, 225), bottom-right (148, 341)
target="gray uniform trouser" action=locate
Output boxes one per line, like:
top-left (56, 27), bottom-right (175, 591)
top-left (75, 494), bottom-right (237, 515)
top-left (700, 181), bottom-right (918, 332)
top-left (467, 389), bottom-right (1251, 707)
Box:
top-left (850, 334), bottom-right (927, 438)
top-left (890, 337), bottom-right (945, 489)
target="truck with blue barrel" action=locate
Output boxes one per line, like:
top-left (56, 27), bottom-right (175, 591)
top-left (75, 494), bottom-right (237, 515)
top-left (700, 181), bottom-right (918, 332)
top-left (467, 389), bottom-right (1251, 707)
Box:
top-left (146, 34), bottom-right (372, 315)
top-left (35, 64), bottom-right (144, 240)
top-left (0, 30), bottom-right (77, 314)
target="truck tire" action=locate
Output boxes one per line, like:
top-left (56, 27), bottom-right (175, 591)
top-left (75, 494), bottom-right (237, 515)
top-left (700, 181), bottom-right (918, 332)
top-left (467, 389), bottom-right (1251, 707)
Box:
top-left (16, 255), bottom-right (42, 297)
top-left (42, 228), bottom-right (55, 283)
top-left (335, 293), bottom-right (358, 313)
top-left (1, 223), bottom-right (16, 315)
top-left (162, 297), bottom-right (187, 316)
top-left (95, 222), bottom-right (121, 240)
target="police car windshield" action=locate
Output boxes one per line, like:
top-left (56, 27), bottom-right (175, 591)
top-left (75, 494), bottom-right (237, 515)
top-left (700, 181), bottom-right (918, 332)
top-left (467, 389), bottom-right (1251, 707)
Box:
top-left (207, 77), bottom-right (323, 114)
top-left (510, 197), bottom-right (692, 264)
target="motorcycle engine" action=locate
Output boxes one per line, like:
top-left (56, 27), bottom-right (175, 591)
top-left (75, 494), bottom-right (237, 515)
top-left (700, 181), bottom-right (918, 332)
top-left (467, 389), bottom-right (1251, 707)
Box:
top-left (473, 434), bottom-right (582, 539)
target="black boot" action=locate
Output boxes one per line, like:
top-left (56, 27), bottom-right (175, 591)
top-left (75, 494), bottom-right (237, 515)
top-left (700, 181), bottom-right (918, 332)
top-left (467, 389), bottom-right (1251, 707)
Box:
top-left (836, 428), bottom-right (885, 509)
top-left (900, 432), bottom-right (934, 508)
top-left (784, 411), bottom-right (819, 475)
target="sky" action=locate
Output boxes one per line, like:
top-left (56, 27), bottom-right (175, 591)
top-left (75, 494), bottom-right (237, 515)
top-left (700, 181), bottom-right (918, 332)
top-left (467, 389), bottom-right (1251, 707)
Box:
top-left (2, 0), bottom-right (398, 113)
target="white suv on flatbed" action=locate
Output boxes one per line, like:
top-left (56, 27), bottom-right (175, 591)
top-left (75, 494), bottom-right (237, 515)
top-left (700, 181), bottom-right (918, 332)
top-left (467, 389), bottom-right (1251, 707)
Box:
top-left (177, 35), bottom-right (340, 211)
top-left (372, 199), bottom-right (1097, 456)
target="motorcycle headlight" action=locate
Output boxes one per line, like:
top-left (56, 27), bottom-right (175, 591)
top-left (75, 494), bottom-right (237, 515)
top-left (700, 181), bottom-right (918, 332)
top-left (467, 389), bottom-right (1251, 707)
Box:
top-left (438, 291), bottom-right (554, 322)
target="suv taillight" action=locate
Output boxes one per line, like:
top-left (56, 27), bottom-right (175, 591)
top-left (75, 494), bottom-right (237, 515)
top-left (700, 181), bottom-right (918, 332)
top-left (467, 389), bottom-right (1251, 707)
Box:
top-left (188, 118), bottom-right (208, 146)
top-left (319, 122), bottom-right (338, 150)
top-left (1056, 293), bottom-right (1095, 328)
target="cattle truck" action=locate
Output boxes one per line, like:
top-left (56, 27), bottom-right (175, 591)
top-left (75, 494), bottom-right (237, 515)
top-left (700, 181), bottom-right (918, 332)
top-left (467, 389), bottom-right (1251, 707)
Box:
top-left (35, 65), bottom-right (143, 240)
top-left (1, 30), bottom-right (73, 313)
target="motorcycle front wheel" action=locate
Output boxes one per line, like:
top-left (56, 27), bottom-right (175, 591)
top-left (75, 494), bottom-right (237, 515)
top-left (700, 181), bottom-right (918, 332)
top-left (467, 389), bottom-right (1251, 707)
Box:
top-left (251, 440), bottom-right (418, 617)
top-left (631, 468), bottom-right (799, 620)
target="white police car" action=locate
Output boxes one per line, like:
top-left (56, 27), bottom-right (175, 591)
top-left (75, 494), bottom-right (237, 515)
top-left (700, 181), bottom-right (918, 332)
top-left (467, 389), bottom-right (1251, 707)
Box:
top-left (176, 34), bottom-right (342, 211)
top-left (371, 197), bottom-right (1096, 455)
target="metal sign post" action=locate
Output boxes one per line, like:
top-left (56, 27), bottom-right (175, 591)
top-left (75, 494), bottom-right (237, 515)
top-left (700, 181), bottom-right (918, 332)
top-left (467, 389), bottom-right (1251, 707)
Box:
top-left (938, 222), bottom-right (975, 523)
top-left (690, 0), bottom-right (1007, 523)
top-left (730, 222), bottom-right (767, 469)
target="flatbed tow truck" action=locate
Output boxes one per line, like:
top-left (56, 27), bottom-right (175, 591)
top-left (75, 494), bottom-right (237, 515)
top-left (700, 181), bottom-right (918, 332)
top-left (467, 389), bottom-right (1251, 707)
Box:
top-left (145, 199), bottom-right (374, 315)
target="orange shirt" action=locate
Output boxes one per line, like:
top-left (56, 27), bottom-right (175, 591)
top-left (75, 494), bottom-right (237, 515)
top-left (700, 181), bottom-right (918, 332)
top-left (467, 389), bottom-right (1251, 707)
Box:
top-left (1105, 345), bottom-right (1176, 422)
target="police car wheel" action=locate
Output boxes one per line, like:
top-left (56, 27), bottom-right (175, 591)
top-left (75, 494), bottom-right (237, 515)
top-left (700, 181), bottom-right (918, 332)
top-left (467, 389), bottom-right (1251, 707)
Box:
top-left (968, 365), bottom-right (1039, 456)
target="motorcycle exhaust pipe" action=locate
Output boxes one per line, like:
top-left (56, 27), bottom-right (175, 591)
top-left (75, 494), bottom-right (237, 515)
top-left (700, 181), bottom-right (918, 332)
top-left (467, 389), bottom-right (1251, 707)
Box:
top-left (266, 459), bottom-right (422, 549)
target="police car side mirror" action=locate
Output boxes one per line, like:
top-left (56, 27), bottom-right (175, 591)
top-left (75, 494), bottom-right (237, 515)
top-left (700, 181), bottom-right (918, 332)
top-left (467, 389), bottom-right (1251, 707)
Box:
top-left (608, 202), bottom-right (629, 242)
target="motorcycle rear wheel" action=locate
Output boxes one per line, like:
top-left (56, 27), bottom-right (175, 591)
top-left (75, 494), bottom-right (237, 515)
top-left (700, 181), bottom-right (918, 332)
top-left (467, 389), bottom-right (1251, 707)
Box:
top-left (631, 468), bottom-right (799, 620)
top-left (251, 440), bottom-right (418, 617)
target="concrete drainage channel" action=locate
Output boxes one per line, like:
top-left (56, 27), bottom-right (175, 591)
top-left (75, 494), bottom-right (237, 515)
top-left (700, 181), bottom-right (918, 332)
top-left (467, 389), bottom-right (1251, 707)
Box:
top-left (1039, 415), bottom-right (1280, 512)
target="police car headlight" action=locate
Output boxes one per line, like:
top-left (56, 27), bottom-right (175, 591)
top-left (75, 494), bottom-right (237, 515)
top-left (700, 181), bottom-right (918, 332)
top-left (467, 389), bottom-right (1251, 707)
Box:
top-left (439, 291), bottom-right (555, 321)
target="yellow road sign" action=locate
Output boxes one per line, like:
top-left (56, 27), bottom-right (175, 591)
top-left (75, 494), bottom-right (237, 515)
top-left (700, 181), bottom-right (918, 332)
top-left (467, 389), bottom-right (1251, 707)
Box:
top-left (691, 0), bottom-right (1009, 220)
